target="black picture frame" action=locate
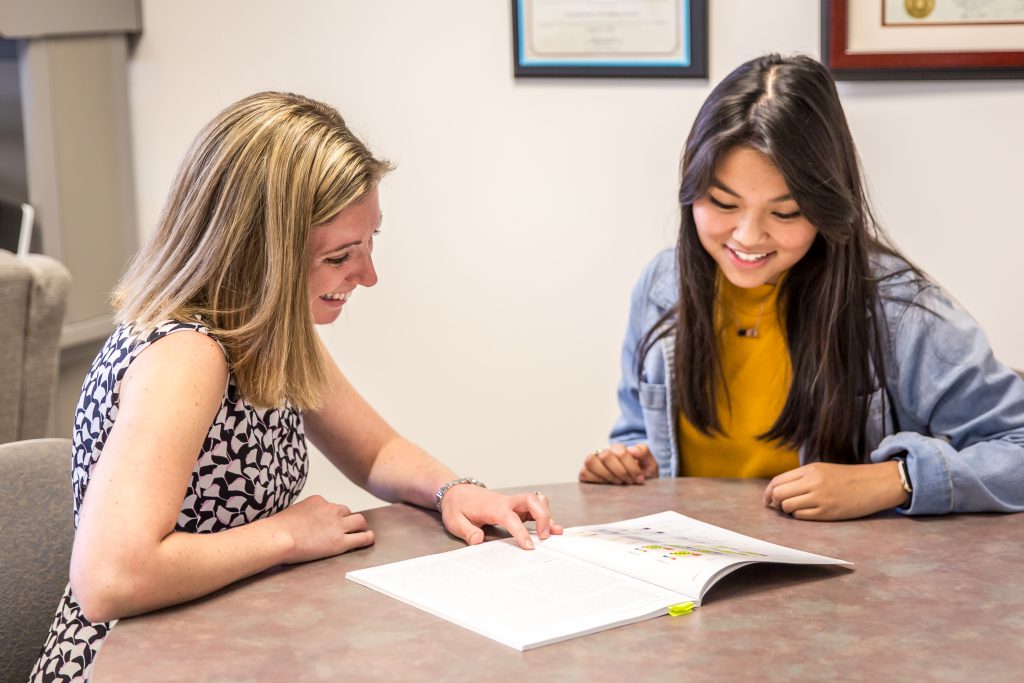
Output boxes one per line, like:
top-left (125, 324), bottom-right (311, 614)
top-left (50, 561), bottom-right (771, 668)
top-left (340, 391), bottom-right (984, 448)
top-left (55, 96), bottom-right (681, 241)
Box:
top-left (512, 0), bottom-right (707, 78)
top-left (821, 0), bottom-right (1024, 80)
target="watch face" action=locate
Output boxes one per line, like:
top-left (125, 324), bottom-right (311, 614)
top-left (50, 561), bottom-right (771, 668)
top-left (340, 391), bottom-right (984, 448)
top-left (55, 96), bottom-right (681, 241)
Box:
top-left (897, 459), bottom-right (913, 494)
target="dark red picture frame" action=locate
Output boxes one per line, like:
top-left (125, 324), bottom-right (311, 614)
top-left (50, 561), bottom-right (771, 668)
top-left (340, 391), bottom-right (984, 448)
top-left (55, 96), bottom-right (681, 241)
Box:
top-left (821, 0), bottom-right (1024, 80)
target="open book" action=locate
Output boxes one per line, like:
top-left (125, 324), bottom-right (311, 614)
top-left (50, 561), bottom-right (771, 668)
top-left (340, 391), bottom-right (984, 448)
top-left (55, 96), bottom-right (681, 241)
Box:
top-left (346, 511), bottom-right (851, 651)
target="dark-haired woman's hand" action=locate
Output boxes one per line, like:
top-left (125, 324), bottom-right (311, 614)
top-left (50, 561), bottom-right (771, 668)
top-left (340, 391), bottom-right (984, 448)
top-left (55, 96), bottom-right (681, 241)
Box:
top-left (579, 444), bottom-right (659, 485)
top-left (762, 461), bottom-right (910, 520)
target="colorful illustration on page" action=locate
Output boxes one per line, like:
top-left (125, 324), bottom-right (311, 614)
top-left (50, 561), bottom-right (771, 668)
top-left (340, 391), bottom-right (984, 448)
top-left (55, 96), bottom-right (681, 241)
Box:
top-left (569, 525), bottom-right (765, 563)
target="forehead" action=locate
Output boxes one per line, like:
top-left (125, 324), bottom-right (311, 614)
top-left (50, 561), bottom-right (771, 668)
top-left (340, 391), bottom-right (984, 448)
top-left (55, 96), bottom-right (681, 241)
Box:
top-left (308, 187), bottom-right (381, 254)
top-left (715, 146), bottom-right (789, 192)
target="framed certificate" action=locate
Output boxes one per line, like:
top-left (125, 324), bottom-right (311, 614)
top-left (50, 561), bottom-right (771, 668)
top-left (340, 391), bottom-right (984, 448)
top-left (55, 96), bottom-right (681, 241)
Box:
top-left (822, 0), bottom-right (1024, 80)
top-left (512, 0), bottom-right (707, 78)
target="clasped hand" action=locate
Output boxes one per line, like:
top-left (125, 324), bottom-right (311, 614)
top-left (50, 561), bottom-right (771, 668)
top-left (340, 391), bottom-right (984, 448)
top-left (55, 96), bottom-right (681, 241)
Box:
top-left (578, 443), bottom-right (659, 485)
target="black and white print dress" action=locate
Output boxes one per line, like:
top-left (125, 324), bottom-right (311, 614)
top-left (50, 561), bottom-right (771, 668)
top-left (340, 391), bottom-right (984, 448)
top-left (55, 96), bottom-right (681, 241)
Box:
top-left (29, 320), bottom-right (308, 682)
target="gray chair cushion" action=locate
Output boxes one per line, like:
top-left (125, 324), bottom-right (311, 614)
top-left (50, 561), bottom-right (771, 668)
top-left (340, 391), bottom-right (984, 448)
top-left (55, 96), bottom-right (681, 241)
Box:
top-left (0, 438), bottom-right (74, 683)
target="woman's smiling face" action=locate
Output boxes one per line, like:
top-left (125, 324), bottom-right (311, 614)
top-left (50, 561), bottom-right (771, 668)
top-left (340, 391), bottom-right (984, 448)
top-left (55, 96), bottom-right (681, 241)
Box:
top-left (692, 146), bottom-right (818, 288)
top-left (307, 186), bottom-right (381, 325)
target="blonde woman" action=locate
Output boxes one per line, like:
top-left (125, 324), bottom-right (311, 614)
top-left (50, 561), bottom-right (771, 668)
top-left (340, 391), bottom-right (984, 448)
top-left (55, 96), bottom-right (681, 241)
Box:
top-left (30, 92), bottom-right (560, 682)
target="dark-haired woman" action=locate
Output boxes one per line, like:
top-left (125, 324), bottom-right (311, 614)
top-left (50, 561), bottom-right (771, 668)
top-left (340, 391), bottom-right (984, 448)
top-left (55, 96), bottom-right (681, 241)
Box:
top-left (579, 54), bottom-right (1024, 520)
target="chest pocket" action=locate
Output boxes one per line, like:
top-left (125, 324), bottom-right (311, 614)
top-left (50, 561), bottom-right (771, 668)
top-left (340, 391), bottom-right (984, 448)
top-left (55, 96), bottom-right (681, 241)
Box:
top-left (863, 387), bottom-right (894, 454)
top-left (639, 381), bottom-right (667, 410)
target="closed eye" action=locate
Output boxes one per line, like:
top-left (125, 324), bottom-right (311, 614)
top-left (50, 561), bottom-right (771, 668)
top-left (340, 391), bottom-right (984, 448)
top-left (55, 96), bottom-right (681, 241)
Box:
top-left (325, 227), bottom-right (381, 264)
top-left (324, 254), bottom-right (352, 266)
top-left (708, 195), bottom-right (736, 210)
top-left (773, 210), bottom-right (802, 220)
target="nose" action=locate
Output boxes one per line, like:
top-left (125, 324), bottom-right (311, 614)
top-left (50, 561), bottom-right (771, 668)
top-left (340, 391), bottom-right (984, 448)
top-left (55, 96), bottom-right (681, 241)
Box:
top-left (353, 251), bottom-right (378, 288)
top-left (732, 213), bottom-right (767, 247)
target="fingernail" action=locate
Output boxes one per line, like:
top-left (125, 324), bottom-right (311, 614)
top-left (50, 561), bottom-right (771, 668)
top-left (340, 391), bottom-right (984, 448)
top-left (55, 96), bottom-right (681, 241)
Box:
top-left (636, 475), bottom-right (645, 483)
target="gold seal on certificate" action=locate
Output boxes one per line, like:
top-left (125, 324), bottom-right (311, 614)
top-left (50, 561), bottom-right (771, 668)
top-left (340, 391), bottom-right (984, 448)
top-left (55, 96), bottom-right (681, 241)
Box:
top-left (904, 0), bottom-right (936, 20)
top-left (886, 0), bottom-right (1024, 24)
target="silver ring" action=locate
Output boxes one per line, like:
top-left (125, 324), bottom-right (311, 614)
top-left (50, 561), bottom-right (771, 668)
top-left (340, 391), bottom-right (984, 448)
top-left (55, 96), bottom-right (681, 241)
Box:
top-left (533, 491), bottom-right (545, 498)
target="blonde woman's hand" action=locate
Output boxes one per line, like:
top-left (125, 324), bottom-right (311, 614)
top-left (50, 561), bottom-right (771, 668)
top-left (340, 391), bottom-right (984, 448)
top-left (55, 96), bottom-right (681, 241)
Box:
top-left (579, 443), bottom-right (659, 485)
top-left (762, 461), bottom-right (910, 521)
top-left (272, 495), bottom-right (375, 564)
top-left (440, 485), bottom-right (563, 550)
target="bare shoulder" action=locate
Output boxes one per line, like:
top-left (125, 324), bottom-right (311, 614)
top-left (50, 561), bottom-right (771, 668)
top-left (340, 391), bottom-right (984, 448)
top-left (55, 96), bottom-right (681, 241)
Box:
top-left (120, 328), bottom-right (229, 418)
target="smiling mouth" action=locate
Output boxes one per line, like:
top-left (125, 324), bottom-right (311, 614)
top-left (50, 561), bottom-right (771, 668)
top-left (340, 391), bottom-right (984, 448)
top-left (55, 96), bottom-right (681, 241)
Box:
top-left (727, 246), bottom-right (772, 263)
top-left (321, 292), bottom-right (351, 302)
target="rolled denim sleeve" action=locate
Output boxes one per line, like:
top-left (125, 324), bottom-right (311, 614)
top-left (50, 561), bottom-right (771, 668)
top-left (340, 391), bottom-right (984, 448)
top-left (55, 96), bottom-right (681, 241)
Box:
top-left (869, 284), bottom-right (1024, 514)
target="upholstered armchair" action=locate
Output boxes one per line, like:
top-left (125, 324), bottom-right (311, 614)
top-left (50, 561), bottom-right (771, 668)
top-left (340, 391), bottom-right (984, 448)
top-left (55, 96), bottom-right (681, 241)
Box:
top-left (0, 249), bottom-right (71, 442)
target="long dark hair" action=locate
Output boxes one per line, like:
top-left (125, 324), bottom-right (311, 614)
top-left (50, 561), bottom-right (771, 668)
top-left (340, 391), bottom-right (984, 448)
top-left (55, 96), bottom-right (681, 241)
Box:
top-left (643, 53), bottom-right (921, 464)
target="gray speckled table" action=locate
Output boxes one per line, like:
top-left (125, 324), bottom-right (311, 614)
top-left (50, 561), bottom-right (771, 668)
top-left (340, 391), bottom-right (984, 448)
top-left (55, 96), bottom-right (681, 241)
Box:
top-left (92, 479), bottom-right (1024, 682)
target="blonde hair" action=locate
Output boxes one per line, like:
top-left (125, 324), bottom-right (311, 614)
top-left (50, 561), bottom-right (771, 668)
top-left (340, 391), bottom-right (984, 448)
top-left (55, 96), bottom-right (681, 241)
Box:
top-left (113, 91), bottom-right (390, 409)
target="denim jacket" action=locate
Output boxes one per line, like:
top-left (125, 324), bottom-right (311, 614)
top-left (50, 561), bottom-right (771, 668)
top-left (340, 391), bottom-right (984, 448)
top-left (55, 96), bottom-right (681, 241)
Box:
top-left (610, 248), bottom-right (1024, 515)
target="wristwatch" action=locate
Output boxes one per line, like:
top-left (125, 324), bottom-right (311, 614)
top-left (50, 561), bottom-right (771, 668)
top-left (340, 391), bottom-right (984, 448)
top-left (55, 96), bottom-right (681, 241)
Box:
top-left (895, 457), bottom-right (913, 495)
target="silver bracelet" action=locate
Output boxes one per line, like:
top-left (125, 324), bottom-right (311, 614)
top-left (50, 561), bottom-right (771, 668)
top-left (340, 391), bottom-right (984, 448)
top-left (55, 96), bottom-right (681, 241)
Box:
top-left (434, 477), bottom-right (486, 511)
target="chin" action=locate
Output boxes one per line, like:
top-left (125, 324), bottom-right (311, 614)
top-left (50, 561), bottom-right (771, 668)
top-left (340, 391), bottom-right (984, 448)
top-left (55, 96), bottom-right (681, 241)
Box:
top-left (722, 271), bottom-right (764, 288)
top-left (721, 263), bottom-right (785, 288)
top-left (312, 308), bottom-right (342, 325)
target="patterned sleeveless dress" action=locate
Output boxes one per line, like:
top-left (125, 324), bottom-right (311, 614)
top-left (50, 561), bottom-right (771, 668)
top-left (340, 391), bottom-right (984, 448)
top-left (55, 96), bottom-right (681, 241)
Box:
top-left (29, 320), bottom-right (308, 682)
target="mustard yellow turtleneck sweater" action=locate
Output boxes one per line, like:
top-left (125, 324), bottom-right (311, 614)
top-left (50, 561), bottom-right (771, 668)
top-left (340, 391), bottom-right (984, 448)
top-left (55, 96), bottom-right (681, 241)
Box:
top-left (678, 276), bottom-right (799, 478)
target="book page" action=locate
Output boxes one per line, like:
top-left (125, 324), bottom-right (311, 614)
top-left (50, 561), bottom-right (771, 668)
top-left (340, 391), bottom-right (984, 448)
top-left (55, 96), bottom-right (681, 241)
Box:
top-left (539, 511), bottom-right (850, 601)
top-left (347, 538), bottom-right (692, 651)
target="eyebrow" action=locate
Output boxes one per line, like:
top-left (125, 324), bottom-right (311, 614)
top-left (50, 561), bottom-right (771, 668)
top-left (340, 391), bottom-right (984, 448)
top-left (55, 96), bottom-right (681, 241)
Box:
top-left (711, 179), bottom-right (792, 203)
top-left (327, 240), bottom-right (362, 252)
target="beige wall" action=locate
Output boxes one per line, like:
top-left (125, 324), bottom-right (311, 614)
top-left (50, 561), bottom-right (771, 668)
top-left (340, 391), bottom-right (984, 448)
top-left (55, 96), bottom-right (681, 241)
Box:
top-left (126, 0), bottom-right (1024, 511)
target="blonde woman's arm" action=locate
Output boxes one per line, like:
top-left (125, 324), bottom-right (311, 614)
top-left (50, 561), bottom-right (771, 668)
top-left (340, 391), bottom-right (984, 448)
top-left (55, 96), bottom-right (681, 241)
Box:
top-left (304, 342), bottom-right (560, 549)
top-left (70, 331), bottom-right (372, 623)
